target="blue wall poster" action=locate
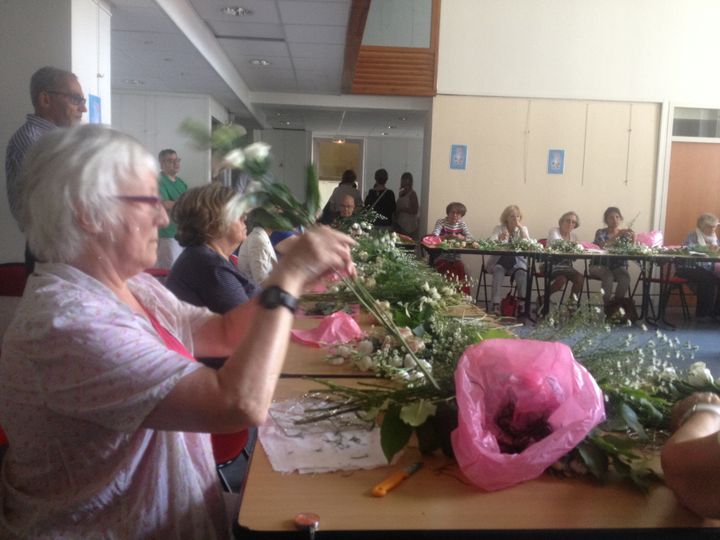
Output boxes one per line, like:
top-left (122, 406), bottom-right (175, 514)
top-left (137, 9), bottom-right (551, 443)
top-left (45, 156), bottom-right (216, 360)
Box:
top-left (547, 149), bottom-right (565, 174)
top-left (88, 94), bottom-right (102, 124)
top-left (450, 144), bottom-right (467, 170)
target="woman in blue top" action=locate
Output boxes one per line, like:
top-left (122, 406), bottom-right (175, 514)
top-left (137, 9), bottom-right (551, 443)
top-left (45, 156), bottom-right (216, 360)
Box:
top-left (167, 183), bottom-right (257, 314)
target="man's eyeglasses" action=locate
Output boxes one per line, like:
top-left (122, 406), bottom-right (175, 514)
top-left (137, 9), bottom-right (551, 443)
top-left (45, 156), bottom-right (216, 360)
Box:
top-left (46, 90), bottom-right (86, 107)
top-left (162, 158), bottom-right (182, 165)
top-left (116, 195), bottom-right (165, 212)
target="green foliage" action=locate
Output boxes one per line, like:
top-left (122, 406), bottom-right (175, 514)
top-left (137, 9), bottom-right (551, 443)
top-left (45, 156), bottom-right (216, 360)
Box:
top-left (381, 405), bottom-right (414, 462)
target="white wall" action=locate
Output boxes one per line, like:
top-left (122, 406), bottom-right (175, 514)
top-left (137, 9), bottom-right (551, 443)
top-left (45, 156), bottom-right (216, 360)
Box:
top-left (71, 0), bottom-right (112, 123)
top-left (439, 0), bottom-right (720, 106)
top-left (0, 0), bottom-right (108, 263)
top-left (254, 129), bottom-right (312, 201)
top-left (113, 90), bottom-right (217, 187)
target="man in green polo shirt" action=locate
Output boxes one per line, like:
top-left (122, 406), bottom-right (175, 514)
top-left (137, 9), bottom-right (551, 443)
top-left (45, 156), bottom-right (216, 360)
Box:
top-left (156, 148), bottom-right (188, 269)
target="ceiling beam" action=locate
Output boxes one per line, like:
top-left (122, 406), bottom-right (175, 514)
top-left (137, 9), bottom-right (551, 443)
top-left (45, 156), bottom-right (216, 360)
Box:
top-left (341, 0), bottom-right (371, 93)
top-left (250, 92), bottom-right (431, 112)
top-left (154, 0), bottom-right (268, 128)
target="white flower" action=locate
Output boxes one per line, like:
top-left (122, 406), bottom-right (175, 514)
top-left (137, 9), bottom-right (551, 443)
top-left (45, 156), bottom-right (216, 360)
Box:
top-left (352, 222), bottom-right (361, 230)
top-left (357, 356), bottom-right (374, 371)
top-left (357, 340), bottom-right (374, 356)
top-left (328, 356), bottom-right (345, 365)
top-left (687, 361), bottom-right (714, 386)
top-left (222, 148), bottom-right (245, 168)
top-left (358, 251), bottom-right (369, 261)
top-left (421, 282), bottom-right (430, 292)
top-left (403, 354), bottom-right (415, 368)
top-left (364, 277), bottom-right (376, 288)
top-left (335, 345), bottom-right (353, 358)
top-left (243, 142), bottom-right (271, 163)
top-left (618, 307), bottom-right (626, 316)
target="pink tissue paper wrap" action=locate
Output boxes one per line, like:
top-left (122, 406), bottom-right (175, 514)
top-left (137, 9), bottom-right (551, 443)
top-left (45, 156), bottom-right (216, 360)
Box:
top-left (451, 338), bottom-right (605, 491)
top-left (291, 311), bottom-right (365, 347)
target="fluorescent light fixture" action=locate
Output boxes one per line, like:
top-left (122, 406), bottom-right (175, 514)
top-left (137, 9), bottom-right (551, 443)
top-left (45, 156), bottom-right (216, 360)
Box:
top-left (249, 59), bottom-right (271, 66)
top-left (221, 6), bottom-right (253, 16)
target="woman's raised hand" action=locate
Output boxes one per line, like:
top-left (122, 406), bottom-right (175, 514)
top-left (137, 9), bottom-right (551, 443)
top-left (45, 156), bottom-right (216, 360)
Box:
top-left (269, 226), bottom-right (356, 293)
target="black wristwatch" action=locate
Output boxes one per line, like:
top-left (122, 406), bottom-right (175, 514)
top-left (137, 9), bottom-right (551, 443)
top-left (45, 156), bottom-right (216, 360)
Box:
top-left (258, 285), bottom-right (298, 314)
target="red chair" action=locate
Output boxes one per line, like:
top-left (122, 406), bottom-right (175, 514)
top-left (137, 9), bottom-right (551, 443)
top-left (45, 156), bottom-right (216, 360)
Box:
top-left (0, 263), bottom-right (28, 296)
top-left (143, 267), bottom-right (170, 283)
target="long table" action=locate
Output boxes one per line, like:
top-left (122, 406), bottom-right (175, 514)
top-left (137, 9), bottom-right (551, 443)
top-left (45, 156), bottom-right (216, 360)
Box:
top-left (423, 245), bottom-right (720, 325)
top-left (236, 378), bottom-right (720, 539)
top-left (234, 315), bottom-right (720, 539)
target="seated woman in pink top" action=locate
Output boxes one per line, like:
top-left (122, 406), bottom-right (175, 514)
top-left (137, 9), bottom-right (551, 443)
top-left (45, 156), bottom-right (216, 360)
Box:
top-left (0, 125), bottom-right (355, 539)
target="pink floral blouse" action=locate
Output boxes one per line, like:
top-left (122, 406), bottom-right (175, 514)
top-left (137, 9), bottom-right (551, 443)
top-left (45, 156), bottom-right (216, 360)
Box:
top-left (0, 264), bottom-right (228, 539)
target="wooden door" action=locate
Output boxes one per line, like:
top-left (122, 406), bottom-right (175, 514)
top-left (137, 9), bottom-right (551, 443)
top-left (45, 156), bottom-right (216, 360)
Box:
top-left (665, 141), bottom-right (720, 245)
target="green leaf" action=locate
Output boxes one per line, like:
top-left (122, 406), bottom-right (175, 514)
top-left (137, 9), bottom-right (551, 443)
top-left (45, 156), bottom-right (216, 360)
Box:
top-left (479, 328), bottom-right (514, 340)
top-left (250, 207), bottom-right (297, 231)
top-left (576, 440), bottom-right (609, 480)
top-left (620, 403), bottom-right (648, 440)
top-left (305, 163), bottom-right (320, 221)
top-left (399, 400), bottom-right (437, 427)
top-left (380, 405), bottom-right (413, 462)
top-left (234, 192), bottom-right (270, 217)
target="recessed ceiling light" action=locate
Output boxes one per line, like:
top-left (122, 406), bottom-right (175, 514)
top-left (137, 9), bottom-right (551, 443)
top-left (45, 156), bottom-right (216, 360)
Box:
top-left (284, 121), bottom-right (291, 126)
top-left (381, 132), bottom-right (389, 136)
top-left (123, 78), bottom-right (145, 85)
top-left (386, 125), bottom-right (397, 129)
top-left (221, 6), bottom-right (253, 17)
top-left (398, 116), bottom-right (407, 121)
top-left (249, 59), bottom-right (271, 66)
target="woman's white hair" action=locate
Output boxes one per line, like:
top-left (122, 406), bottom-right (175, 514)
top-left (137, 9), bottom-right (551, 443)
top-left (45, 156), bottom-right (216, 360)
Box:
top-left (19, 124), bottom-right (157, 263)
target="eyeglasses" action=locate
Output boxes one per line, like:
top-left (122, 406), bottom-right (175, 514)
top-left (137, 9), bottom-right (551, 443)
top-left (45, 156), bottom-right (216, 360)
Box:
top-left (46, 90), bottom-right (86, 106)
top-left (116, 195), bottom-right (165, 212)
top-left (162, 158), bottom-right (181, 164)
top-left (563, 218), bottom-right (578, 224)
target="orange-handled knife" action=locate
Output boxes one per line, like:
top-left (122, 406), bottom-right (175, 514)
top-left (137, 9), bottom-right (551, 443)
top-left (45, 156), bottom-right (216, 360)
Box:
top-left (371, 462), bottom-right (423, 497)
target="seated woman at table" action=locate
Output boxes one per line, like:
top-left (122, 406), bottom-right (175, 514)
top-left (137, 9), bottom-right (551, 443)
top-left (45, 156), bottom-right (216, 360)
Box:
top-left (675, 212), bottom-right (720, 318)
top-left (0, 124), bottom-right (355, 539)
top-left (167, 183), bottom-right (258, 312)
top-left (486, 205), bottom-right (531, 315)
top-left (236, 209), bottom-right (278, 285)
top-left (588, 206), bottom-right (634, 306)
top-left (661, 392), bottom-right (720, 518)
top-left (431, 201), bottom-right (473, 293)
top-left (544, 211), bottom-right (585, 306)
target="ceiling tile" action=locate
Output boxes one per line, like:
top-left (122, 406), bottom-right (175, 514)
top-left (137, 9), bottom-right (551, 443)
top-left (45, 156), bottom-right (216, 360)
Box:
top-left (218, 37), bottom-right (290, 57)
top-left (278, 1), bottom-right (350, 25)
top-left (207, 21), bottom-right (285, 39)
top-left (284, 24), bottom-right (346, 44)
top-left (288, 42), bottom-right (344, 59)
top-left (189, 0), bottom-right (281, 24)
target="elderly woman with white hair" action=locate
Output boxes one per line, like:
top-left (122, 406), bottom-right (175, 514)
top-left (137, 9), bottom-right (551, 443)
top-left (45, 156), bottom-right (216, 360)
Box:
top-left (675, 212), bottom-right (720, 318)
top-left (0, 124), bottom-right (355, 538)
